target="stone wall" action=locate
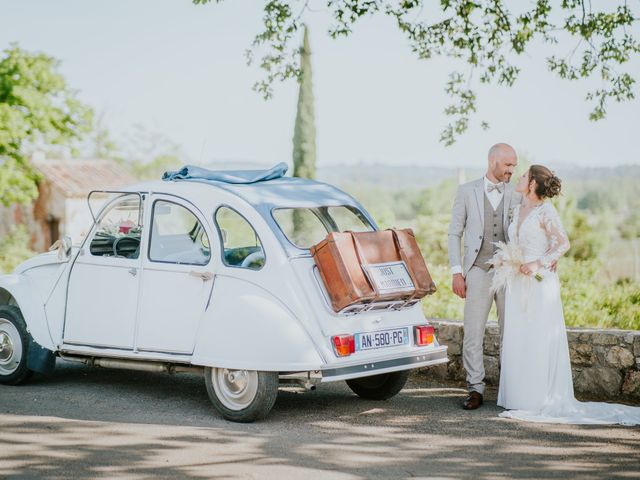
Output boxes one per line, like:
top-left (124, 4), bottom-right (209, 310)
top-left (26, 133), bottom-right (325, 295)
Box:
top-left (425, 319), bottom-right (640, 403)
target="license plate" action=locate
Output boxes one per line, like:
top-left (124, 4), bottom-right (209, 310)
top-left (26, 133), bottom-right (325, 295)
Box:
top-left (362, 261), bottom-right (415, 294)
top-left (355, 327), bottom-right (409, 351)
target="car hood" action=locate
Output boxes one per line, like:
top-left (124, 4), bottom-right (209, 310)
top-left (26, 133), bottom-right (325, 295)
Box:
top-left (13, 251), bottom-right (68, 274)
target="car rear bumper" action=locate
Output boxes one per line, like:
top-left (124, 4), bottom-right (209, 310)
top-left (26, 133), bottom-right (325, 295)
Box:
top-left (320, 345), bottom-right (448, 382)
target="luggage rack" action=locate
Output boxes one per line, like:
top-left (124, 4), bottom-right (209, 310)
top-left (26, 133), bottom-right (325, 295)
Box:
top-left (338, 298), bottom-right (421, 315)
top-left (312, 266), bottom-right (420, 316)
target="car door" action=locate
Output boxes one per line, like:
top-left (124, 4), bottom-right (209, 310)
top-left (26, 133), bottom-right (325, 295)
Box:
top-left (64, 193), bottom-right (144, 349)
top-left (135, 196), bottom-right (214, 354)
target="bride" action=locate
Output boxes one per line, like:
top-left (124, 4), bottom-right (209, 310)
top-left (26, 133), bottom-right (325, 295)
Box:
top-left (496, 164), bottom-right (640, 425)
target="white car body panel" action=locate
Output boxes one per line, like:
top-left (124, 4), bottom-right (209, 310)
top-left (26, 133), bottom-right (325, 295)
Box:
top-left (64, 258), bottom-right (140, 348)
top-left (135, 193), bottom-right (215, 354)
top-left (0, 272), bottom-right (55, 350)
top-left (191, 275), bottom-right (324, 371)
top-left (136, 265), bottom-right (213, 353)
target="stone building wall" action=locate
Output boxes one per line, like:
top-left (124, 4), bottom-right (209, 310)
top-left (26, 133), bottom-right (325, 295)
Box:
top-left (425, 320), bottom-right (640, 403)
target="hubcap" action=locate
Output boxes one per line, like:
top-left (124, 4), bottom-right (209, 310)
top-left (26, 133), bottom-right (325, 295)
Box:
top-left (0, 319), bottom-right (21, 376)
top-left (212, 368), bottom-right (259, 411)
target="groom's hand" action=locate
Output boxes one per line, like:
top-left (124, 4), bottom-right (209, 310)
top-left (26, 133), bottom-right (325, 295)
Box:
top-left (452, 273), bottom-right (466, 299)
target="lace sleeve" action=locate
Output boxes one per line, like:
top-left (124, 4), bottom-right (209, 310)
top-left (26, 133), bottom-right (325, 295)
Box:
top-left (539, 203), bottom-right (570, 267)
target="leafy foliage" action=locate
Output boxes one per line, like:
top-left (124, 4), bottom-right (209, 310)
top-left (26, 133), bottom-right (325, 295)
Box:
top-left (292, 27), bottom-right (318, 235)
top-left (292, 26), bottom-right (317, 180)
top-left (558, 258), bottom-right (640, 330)
top-left (0, 226), bottom-right (36, 274)
top-left (0, 45), bottom-right (93, 206)
top-left (81, 123), bottom-right (184, 181)
top-left (555, 196), bottom-right (609, 261)
top-left (194, 1), bottom-right (640, 145)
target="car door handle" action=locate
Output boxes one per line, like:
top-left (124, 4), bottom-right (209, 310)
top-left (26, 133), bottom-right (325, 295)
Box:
top-left (128, 268), bottom-right (137, 276)
top-left (189, 271), bottom-right (214, 281)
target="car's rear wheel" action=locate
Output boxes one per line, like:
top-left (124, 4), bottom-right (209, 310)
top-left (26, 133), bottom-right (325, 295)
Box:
top-left (0, 306), bottom-right (33, 385)
top-left (346, 370), bottom-right (410, 400)
top-left (204, 367), bottom-right (278, 423)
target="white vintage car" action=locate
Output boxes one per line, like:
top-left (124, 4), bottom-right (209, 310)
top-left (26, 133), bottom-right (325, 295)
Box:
top-left (0, 164), bottom-right (448, 422)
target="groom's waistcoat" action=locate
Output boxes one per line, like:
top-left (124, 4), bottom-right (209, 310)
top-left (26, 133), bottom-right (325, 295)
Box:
top-left (473, 194), bottom-right (506, 271)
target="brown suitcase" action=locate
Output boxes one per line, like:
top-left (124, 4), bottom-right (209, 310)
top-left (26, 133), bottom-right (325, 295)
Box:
top-left (310, 228), bottom-right (436, 313)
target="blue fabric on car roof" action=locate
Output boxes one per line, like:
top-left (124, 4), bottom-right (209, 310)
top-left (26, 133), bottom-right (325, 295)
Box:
top-left (162, 162), bottom-right (288, 184)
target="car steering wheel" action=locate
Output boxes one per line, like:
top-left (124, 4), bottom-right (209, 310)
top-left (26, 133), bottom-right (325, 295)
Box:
top-left (240, 250), bottom-right (265, 268)
top-left (113, 236), bottom-right (140, 258)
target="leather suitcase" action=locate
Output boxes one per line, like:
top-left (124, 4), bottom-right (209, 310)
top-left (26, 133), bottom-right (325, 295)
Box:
top-left (310, 228), bottom-right (436, 313)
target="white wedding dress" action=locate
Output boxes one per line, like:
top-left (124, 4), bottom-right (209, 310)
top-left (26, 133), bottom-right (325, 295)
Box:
top-left (497, 202), bottom-right (640, 425)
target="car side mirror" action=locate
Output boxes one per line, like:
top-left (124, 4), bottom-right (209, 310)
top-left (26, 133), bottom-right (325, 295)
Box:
top-left (50, 236), bottom-right (73, 261)
top-left (62, 235), bottom-right (73, 259)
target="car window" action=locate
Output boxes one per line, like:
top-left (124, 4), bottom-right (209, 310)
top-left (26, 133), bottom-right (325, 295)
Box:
top-left (327, 206), bottom-right (372, 233)
top-left (271, 208), bottom-right (327, 250)
top-left (273, 206), bottom-right (373, 249)
top-left (149, 200), bottom-right (211, 265)
top-left (90, 194), bottom-right (142, 259)
top-left (215, 207), bottom-right (264, 270)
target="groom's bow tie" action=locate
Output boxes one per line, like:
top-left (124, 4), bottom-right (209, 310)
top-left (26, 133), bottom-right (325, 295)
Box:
top-left (487, 182), bottom-right (504, 194)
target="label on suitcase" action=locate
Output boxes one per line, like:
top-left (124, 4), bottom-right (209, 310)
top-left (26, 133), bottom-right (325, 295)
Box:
top-left (362, 261), bottom-right (415, 295)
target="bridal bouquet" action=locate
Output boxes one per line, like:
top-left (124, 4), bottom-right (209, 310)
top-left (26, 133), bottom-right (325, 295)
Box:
top-left (488, 241), bottom-right (543, 293)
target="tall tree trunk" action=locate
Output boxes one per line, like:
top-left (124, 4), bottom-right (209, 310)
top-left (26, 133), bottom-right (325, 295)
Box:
top-left (293, 26), bottom-right (317, 236)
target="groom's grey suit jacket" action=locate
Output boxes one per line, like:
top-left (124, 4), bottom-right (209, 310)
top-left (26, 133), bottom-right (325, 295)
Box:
top-left (448, 177), bottom-right (520, 277)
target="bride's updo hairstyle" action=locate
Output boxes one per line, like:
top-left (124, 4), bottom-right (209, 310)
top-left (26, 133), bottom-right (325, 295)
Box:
top-left (529, 165), bottom-right (562, 199)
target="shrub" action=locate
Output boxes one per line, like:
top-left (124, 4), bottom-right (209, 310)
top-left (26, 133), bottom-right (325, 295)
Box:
top-left (0, 226), bottom-right (36, 274)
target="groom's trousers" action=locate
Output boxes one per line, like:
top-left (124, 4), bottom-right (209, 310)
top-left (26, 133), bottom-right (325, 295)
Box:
top-left (463, 266), bottom-right (505, 395)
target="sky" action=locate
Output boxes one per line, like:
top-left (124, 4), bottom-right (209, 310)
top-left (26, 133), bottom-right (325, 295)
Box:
top-left (1, 0), bottom-right (639, 168)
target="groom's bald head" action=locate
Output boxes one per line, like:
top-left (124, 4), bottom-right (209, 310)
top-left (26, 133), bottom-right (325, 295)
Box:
top-left (487, 143), bottom-right (517, 183)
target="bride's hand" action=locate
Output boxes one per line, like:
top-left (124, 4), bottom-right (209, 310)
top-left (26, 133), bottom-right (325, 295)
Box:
top-left (519, 260), bottom-right (541, 276)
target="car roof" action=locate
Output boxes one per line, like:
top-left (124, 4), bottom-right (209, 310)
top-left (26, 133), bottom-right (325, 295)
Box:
top-left (122, 176), bottom-right (363, 210)
top-left (115, 175), bottom-right (378, 256)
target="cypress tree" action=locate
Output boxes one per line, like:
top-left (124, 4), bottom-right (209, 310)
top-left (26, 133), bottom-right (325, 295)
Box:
top-left (292, 26), bottom-right (317, 240)
top-left (292, 26), bottom-right (316, 180)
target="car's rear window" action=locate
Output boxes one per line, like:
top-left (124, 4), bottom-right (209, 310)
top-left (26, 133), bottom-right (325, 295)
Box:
top-left (272, 206), bottom-right (373, 249)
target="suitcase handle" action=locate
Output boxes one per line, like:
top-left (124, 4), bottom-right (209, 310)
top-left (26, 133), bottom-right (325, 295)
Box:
top-left (349, 232), bottom-right (380, 299)
top-left (389, 229), bottom-right (419, 302)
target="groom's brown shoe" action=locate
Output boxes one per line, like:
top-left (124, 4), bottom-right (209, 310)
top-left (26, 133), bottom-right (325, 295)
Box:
top-left (463, 391), bottom-right (483, 410)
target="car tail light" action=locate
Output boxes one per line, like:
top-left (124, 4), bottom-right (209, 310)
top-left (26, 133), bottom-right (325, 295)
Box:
top-left (414, 325), bottom-right (434, 346)
top-left (332, 334), bottom-right (355, 357)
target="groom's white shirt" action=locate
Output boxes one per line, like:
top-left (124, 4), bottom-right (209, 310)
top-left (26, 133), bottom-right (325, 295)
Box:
top-left (483, 176), bottom-right (504, 211)
top-left (448, 176), bottom-right (518, 277)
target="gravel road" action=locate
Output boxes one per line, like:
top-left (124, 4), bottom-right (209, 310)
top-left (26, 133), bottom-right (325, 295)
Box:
top-left (1, 360), bottom-right (639, 479)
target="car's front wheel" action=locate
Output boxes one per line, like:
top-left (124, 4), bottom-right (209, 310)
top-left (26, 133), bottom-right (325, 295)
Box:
top-left (346, 370), bottom-right (410, 400)
top-left (204, 367), bottom-right (278, 422)
top-left (0, 305), bottom-right (34, 385)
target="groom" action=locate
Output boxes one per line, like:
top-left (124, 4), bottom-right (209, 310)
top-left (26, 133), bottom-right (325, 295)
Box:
top-left (448, 143), bottom-right (519, 410)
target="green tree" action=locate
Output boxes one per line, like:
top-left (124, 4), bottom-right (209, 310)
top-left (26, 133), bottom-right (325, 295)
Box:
top-left (620, 210), bottom-right (640, 240)
top-left (292, 26), bottom-right (317, 235)
top-left (130, 154), bottom-right (182, 181)
top-left (0, 44), bottom-right (93, 206)
top-left (555, 196), bottom-right (608, 261)
top-left (194, 1), bottom-right (640, 145)
top-left (292, 26), bottom-right (316, 180)
top-left (87, 111), bottom-right (119, 159)
top-left (0, 225), bottom-right (36, 274)
top-left (122, 125), bottom-right (184, 180)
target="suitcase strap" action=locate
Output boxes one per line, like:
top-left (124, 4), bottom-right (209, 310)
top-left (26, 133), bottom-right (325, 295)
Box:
top-left (350, 232), bottom-right (380, 299)
top-left (389, 229), bottom-right (419, 302)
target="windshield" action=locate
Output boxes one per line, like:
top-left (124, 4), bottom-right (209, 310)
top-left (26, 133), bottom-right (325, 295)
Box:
top-left (272, 206), bottom-right (374, 249)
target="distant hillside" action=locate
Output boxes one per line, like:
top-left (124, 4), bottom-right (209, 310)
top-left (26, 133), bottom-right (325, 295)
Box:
top-left (203, 160), bottom-right (640, 189)
top-left (553, 164), bottom-right (640, 181)
top-left (317, 163), bottom-right (466, 189)
top-left (318, 163), bottom-right (640, 189)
